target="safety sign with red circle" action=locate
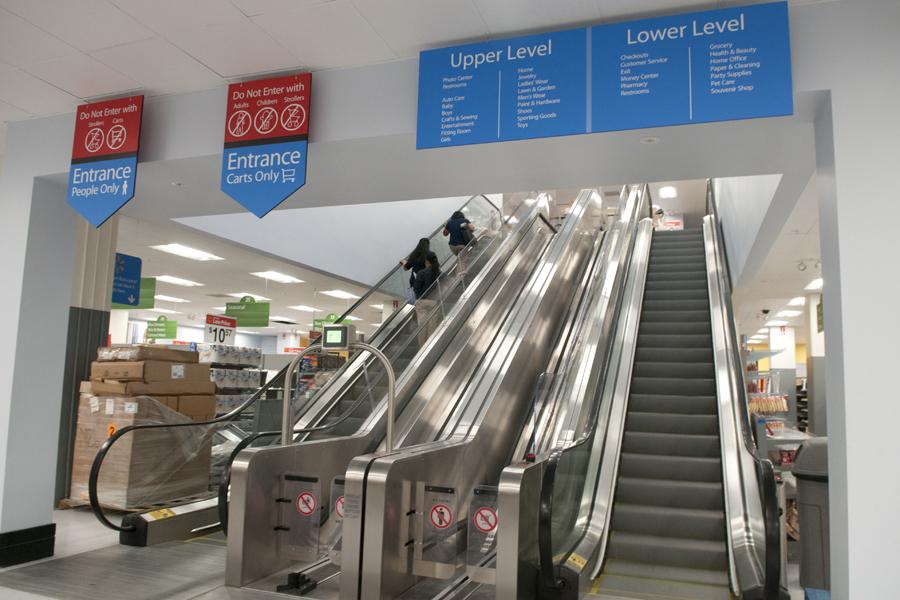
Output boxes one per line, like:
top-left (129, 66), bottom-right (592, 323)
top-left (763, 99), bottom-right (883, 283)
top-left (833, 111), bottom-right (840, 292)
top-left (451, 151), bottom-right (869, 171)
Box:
top-left (227, 110), bottom-right (252, 138)
top-left (296, 491), bottom-right (317, 516)
top-left (334, 495), bottom-right (345, 519)
top-left (430, 504), bottom-right (453, 529)
top-left (473, 506), bottom-right (498, 534)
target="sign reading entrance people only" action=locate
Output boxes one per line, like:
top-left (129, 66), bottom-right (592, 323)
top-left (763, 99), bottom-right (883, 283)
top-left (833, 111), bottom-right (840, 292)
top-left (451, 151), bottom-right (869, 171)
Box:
top-left (67, 95), bottom-right (144, 227)
top-left (220, 73), bottom-right (312, 217)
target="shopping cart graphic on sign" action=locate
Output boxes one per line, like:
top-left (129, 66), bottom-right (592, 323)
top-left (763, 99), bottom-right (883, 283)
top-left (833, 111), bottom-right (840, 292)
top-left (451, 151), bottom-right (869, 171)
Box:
top-left (106, 125), bottom-right (127, 151)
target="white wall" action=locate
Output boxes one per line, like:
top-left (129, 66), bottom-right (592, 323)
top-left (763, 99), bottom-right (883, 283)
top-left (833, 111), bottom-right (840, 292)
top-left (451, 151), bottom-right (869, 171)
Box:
top-left (713, 174), bottom-right (782, 284)
top-left (807, 294), bottom-right (825, 357)
top-left (769, 327), bottom-right (797, 370)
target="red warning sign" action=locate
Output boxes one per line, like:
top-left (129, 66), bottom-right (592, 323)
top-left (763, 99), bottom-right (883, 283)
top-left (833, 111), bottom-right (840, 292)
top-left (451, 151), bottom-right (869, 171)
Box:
top-left (430, 504), bottom-right (452, 530)
top-left (296, 491), bottom-right (317, 516)
top-left (71, 96), bottom-right (143, 160)
top-left (334, 496), bottom-right (345, 518)
top-left (223, 73), bottom-right (310, 145)
top-left (473, 506), bottom-right (498, 534)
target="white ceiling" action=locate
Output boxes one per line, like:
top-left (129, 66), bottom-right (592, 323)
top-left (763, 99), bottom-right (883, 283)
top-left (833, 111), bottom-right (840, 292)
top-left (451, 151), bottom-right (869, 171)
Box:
top-left (733, 173), bottom-right (821, 343)
top-left (0, 0), bottom-right (837, 168)
top-left (116, 214), bottom-right (394, 335)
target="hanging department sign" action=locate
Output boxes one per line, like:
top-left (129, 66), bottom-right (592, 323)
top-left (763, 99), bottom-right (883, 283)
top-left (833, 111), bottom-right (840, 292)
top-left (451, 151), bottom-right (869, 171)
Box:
top-left (67, 95), bottom-right (144, 227)
top-left (220, 73), bottom-right (311, 218)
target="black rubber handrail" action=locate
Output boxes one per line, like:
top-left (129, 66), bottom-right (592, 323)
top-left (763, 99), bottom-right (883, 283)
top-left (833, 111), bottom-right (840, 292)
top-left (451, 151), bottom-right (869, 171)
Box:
top-left (88, 194), bottom-right (504, 532)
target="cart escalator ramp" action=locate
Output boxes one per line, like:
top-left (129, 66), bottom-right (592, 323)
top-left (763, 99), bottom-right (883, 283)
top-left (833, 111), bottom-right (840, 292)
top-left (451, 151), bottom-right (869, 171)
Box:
top-left (592, 229), bottom-right (734, 600)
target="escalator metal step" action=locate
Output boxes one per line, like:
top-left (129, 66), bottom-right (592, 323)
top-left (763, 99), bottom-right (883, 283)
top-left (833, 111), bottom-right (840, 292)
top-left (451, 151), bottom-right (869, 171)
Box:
top-left (625, 412), bottom-right (718, 436)
top-left (611, 503), bottom-right (726, 541)
top-left (628, 394), bottom-right (717, 415)
top-left (637, 334), bottom-right (712, 348)
top-left (622, 431), bottom-right (720, 458)
top-left (632, 362), bottom-right (715, 379)
top-left (618, 453), bottom-right (722, 482)
top-left (644, 279), bottom-right (707, 291)
top-left (645, 272), bottom-right (707, 283)
top-left (640, 310), bottom-right (710, 323)
top-left (641, 299), bottom-right (709, 311)
top-left (633, 347), bottom-right (713, 363)
top-left (639, 321), bottom-right (711, 336)
top-left (630, 376), bottom-right (716, 396)
top-left (592, 572), bottom-right (732, 600)
top-left (602, 558), bottom-right (729, 587)
top-left (615, 477), bottom-right (725, 510)
top-left (605, 531), bottom-right (728, 570)
top-left (643, 288), bottom-right (708, 301)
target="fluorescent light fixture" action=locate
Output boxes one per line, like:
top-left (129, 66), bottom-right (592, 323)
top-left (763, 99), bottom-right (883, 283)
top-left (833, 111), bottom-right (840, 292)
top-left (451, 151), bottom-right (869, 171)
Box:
top-left (156, 275), bottom-right (204, 287)
top-left (237, 330), bottom-right (259, 335)
top-left (288, 305), bottom-right (322, 313)
top-left (228, 292), bottom-right (271, 302)
top-left (776, 310), bottom-right (802, 318)
top-left (756, 328), bottom-right (769, 335)
top-left (154, 294), bottom-right (190, 303)
top-left (765, 320), bottom-right (788, 327)
top-left (369, 304), bottom-right (384, 310)
top-left (270, 316), bottom-right (296, 322)
top-left (343, 316), bottom-right (362, 322)
top-left (805, 278), bottom-right (823, 291)
top-left (212, 306), bottom-right (227, 311)
top-left (788, 297), bottom-right (806, 307)
top-left (371, 322), bottom-right (383, 328)
top-left (320, 289), bottom-right (359, 300)
top-left (251, 271), bottom-right (303, 284)
top-left (658, 186), bottom-right (678, 199)
top-left (149, 307), bottom-right (180, 314)
top-left (151, 243), bottom-right (223, 261)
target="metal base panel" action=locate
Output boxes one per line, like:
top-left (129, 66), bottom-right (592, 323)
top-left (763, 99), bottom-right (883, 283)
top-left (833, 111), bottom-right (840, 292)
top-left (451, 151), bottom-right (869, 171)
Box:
top-left (0, 535), bottom-right (226, 600)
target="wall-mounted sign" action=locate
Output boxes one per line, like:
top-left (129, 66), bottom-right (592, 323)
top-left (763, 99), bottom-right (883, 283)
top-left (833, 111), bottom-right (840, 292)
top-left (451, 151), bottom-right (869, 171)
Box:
top-left (67, 95), bottom-right (144, 227)
top-left (416, 2), bottom-right (791, 149)
top-left (205, 314), bottom-right (237, 344)
top-left (111, 252), bottom-right (141, 306)
top-left (112, 277), bottom-right (155, 310)
top-left (147, 316), bottom-right (177, 339)
top-left (220, 73), bottom-right (312, 218)
top-left (225, 296), bottom-right (270, 327)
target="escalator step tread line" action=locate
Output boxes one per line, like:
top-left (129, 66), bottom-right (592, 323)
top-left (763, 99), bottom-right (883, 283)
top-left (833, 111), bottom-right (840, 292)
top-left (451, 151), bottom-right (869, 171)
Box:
top-left (594, 229), bottom-right (734, 600)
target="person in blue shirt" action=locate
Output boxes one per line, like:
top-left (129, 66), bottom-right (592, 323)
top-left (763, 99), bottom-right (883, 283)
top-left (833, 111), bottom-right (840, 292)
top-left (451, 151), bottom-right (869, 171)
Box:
top-left (443, 211), bottom-right (475, 275)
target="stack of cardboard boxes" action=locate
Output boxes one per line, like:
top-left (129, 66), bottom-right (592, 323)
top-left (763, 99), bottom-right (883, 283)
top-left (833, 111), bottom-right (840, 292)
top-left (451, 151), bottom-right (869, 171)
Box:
top-left (69, 344), bottom-right (217, 510)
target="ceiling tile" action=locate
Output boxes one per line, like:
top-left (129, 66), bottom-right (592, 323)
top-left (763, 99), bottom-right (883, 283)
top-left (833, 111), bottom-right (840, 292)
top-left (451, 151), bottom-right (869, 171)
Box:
top-left (0, 8), bottom-right (77, 67)
top-left (0, 98), bottom-right (31, 121)
top-left (27, 54), bottom-right (140, 99)
top-left (593, 0), bottom-right (716, 22)
top-left (253, 0), bottom-right (396, 69)
top-left (471, 0), bottom-right (601, 34)
top-left (113, 0), bottom-right (250, 32)
top-left (0, 63), bottom-right (79, 115)
top-left (92, 37), bottom-right (223, 95)
top-left (230, 0), bottom-right (335, 17)
top-left (352, 0), bottom-right (489, 56)
top-left (0, 0), bottom-right (154, 52)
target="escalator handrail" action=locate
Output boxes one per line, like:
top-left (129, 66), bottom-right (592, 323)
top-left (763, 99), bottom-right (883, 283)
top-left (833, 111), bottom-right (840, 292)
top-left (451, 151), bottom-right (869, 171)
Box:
top-left (706, 179), bottom-right (783, 598)
top-left (88, 193), bottom-right (503, 533)
top-left (534, 185), bottom-right (650, 590)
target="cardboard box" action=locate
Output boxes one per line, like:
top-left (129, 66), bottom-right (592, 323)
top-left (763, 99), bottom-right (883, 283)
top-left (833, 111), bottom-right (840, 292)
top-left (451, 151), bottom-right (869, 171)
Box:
top-left (96, 344), bottom-right (199, 364)
top-left (177, 395), bottom-right (216, 421)
top-left (69, 395), bottom-right (212, 510)
top-left (79, 381), bottom-right (93, 394)
top-left (91, 360), bottom-right (210, 383)
top-left (90, 379), bottom-right (216, 396)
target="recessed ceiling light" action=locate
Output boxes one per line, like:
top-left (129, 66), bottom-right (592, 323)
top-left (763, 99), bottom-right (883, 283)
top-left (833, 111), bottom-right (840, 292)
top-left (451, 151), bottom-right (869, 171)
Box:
top-left (805, 278), bottom-right (823, 291)
top-left (776, 310), bottom-right (802, 318)
top-left (369, 304), bottom-right (384, 310)
top-left (251, 271), bottom-right (303, 284)
top-left (756, 328), bottom-right (768, 335)
top-left (237, 330), bottom-right (258, 335)
top-left (765, 320), bottom-right (788, 327)
top-left (156, 275), bottom-right (204, 287)
top-left (343, 316), bottom-right (362, 322)
top-left (320, 289), bottom-right (359, 300)
top-left (151, 243), bottom-right (223, 261)
top-left (228, 292), bottom-right (271, 302)
top-left (154, 294), bottom-right (190, 303)
top-left (640, 136), bottom-right (660, 145)
top-left (212, 306), bottom-right (227, 311)
top-left (288, 305), bottom-right (322, 313)
top-left (658, 186), bottom-right (677, 199)
top-left (788, 297), bottom-right (806, 307)
top-left (149, 307), bottom-right (180, 314)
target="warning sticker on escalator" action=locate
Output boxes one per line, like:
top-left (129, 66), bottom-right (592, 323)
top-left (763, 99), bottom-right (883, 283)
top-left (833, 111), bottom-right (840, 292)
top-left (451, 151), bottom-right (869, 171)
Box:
top-left (473, 507), bottom-right (497, 533)
top-left (296, 491), bottom-right (317, 516)
top-left (430, 504), bottom-right (452, 529)
top-left (423, 485), bottom-right (463, 564)
top-left (466, 485), bottom-right (499, 570)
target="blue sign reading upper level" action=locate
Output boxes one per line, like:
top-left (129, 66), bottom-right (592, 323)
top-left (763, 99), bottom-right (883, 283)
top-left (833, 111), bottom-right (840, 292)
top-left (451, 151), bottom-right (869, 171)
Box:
top-left (416, 1), bottom-right (791, 149)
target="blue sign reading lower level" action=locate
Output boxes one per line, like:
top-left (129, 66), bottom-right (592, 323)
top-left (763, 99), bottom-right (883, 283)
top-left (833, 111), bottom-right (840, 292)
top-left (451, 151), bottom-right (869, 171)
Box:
top-left (67, 156), bottom-right (138, 228)
top-left (111, 252), bottom-right (141, 306)
top-left (417, 1), bottom-right (791, 149)
top-left (220, 140), bottom-right (308, 218)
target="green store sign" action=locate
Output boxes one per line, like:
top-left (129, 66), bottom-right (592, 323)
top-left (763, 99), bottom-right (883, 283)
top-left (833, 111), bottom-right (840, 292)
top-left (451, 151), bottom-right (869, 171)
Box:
top-left (146, 315), bottom-right (177, 339)
top-left (226, 296), bottom-right (270, 327)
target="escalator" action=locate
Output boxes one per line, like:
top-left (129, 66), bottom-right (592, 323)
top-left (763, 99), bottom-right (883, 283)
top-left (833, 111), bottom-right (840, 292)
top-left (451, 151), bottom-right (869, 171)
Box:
top-left (593, 228), bottom-right (729, 599)
top-left (87, 193), bottom-right (508, 546)
top-left (494, 181), bottom-right (787, 600)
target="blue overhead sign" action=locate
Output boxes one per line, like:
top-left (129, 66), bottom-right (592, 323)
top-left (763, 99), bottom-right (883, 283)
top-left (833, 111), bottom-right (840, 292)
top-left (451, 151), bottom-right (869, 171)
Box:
top-left (111, 252), bottom-right (142, 307)
top-left (416, 1), bottom-right (791, 149)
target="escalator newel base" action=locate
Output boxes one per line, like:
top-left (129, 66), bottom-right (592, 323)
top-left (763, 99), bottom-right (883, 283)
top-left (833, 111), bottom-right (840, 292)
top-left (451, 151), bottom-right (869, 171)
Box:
top-left (275, 571), bottom-right (318, 596)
